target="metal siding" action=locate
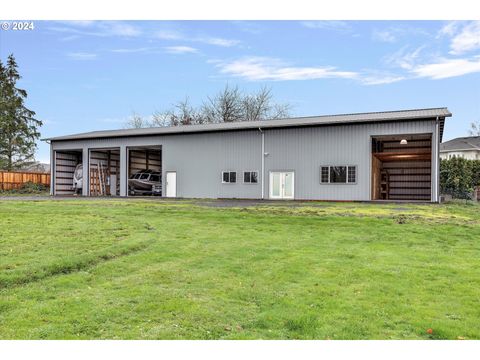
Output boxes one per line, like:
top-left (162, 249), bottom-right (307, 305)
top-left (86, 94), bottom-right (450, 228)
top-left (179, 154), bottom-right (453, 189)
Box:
top-left (163, 131), bottom-right (262, 198)
top-left (119, 146), bottom-right (127, 196)
top-left (82, 147), bottom-right (89, 196)
top-left (52, 130), bottom-right (262, 199)
top-left (51, 120), bottom-right (438, 200)
top-left (264, 120), bottom-right (436, 201)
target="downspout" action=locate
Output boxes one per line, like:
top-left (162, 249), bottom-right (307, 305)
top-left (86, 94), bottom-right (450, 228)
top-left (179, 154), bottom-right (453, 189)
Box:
top-left (259, 128), bottom-right (265, 200)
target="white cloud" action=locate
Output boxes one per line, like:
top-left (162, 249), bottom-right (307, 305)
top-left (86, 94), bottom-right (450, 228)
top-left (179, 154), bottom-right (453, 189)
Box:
top-left (112, 46), bottom-right (199, 55)
top-left (60, 35), bottom-right (81, 42)
top-left (438, 21), bottom-right (460, 37)
top-left (300, 21), bottom-right (351, 32)
top-left (164, 46), bottom-right (198, 54)
top-left (383, 46), bottom-right (425, 70)
top-left (111, 47), bottom-right (153, 53)
top-left (214, 57), bottom-right (358, 81)
top-left (57, 20), bottom-right (96, 27)
top-left (67, 52), bottom-right (97, 60)
top-left (410, 56), bottom-right (480, 79)
top-left (53, 22), bottom-right (238, 49)
top-left (213, 57), bottom-right (409, 85)
top-left (155, 30), bottom-right (183, 40)
top-left (372, 25), bottom-right (432, 45)
top-left (360, 73), bottom-right (405, 85)
top-left (197, 37), bottom-right (239, 47)
top-left (382, 39), bottom-right (480, 81)
top-left (448, 21), bottom-right (480, 54)
top-left (50, 21), bottom-right (141, 38)
top-left (105, 23), bottom-right (141, 37)
top-left (372, 30), bottom-right (396, 43)
top-left (155, 29), bottom-right (240, 47)
top-left (231, 21), bottom-right (263, 34)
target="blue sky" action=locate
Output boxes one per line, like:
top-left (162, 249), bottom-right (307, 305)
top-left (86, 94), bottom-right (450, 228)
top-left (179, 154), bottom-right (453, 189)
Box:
top-left (0, 20), bottom-right (479, 163)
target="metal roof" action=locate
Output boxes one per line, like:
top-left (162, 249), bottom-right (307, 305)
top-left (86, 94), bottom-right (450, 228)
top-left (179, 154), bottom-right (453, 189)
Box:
top-left (45, 107), bottom-right (451, 141)
top-left (440, 136), bottom-right (480, 152)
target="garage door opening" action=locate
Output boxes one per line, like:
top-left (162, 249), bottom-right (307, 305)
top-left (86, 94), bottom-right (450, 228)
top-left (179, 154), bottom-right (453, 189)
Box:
top-left (89, 148), bottom-right (120, 196)
top-left (127, 146), bottom-right (162, 196)
top-left (371, 134), bottom-right (432, 201)
top-left (54, 150), bottom-right (82, 196)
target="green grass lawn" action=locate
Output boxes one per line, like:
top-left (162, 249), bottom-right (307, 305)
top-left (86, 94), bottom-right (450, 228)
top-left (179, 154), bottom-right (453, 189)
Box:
top-left (0, 199), bottom-right (479, 339)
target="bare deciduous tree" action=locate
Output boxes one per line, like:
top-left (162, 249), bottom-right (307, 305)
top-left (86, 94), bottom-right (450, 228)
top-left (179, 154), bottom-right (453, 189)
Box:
top-left (203, 85), bottom-right (244, 123)
top-left (169, 98), bottom-right (204, 126)
top-left (243, 86), bottom-right (271, 122)
top-left (469, 119), bottom-right (480, 136)
top-left (150, 98), bottom-right (206, 127)
top-left (124, 85), bottom-right (291, 128)
top-left (150, 111), bottom-right (169, 128)
top-left (124, 112), bottom-right (149, 129)
top-left (269, 103), bottom-right (291, 119)
top-left (243, 86), bottom-right (291, 122)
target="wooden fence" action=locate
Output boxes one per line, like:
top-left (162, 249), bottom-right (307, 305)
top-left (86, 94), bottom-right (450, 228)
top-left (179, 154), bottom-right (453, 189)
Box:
top-left (0, 171), bottom-right (50, 191)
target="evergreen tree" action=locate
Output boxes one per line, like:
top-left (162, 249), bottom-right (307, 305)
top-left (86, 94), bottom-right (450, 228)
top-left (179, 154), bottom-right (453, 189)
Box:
top-left (0, 54), bottom-right (42, 170)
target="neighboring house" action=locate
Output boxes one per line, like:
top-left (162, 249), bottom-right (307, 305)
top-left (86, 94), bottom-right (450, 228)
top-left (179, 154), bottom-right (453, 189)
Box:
top-left (45, 107), bottom-right (451, 202)
top-left (440, 136), bottom-right (480, 160)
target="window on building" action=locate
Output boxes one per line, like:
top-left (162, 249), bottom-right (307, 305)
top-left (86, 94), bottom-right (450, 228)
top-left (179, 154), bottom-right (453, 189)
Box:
top-left (321, 166), bottom-right (329, 183)
top-left (320, 166), bottom-right (357, 184)
top-left (348, 166), bottom-right (356, 183)
top-left (222, 171), bottom-right (237, 183)
top-left (243, 171), bottom-right (258, 184)
top-left (330, 166), bottom-right (347, 183)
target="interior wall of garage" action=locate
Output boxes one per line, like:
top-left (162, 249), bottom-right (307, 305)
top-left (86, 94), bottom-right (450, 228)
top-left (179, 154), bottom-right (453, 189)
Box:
top-left (53, 150), bottom-right (82, 195)
top-left (89, 149), bottom-right (120, 196)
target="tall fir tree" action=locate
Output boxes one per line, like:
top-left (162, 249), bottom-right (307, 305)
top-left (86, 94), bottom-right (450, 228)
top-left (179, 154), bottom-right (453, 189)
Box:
top-left (0, 54), bottom-right (42, 170)
top-left (0, 60), bottom-right (6, 169)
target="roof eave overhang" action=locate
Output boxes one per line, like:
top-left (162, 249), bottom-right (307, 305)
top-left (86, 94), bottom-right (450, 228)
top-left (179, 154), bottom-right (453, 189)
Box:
top-left (440, 148), bottom-right (479, 152)
top-left (45, 115), bottom-right (450, 142)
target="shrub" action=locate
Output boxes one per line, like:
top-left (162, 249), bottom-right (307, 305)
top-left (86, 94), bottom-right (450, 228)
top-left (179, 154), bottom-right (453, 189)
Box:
top-left (440, 158), bottom-right (480, 199)
top-left (18, 181), bottom-right (49, 194)
top-left (0, 181), bottom-right (49, 195)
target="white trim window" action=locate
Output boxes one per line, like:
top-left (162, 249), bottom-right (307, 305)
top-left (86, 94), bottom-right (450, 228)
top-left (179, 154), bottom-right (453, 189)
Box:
top-left (222, 171), bottom-right (237, 184)
top-left (320, 166), bottom-right (357, 184)
top-left (243, 171), bottom-right (258, 184)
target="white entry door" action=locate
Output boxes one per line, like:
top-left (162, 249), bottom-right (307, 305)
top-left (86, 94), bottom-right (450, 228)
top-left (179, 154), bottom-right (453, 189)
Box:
top-left (269, 172), bottom-right (294, 199)
top-left (165, 172), bottom-right (177, 198)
